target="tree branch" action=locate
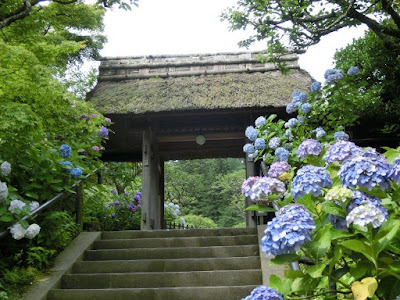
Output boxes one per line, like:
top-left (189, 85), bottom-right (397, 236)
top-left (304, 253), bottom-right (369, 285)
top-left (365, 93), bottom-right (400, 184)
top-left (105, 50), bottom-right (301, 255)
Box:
top-left (0, 0), bottom-right (32, 30)
top-left (380, 0), bottom-right (400, 30)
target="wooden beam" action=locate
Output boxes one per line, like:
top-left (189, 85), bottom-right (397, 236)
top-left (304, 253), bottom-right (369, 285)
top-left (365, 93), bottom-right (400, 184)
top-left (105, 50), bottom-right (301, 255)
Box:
top-left (157, 132), bottom-right (244, 143)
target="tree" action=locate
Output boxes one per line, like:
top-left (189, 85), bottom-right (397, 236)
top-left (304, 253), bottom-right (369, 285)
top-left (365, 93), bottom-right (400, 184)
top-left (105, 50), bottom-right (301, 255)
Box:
top-left (222, 0), bottom-right (400, 52)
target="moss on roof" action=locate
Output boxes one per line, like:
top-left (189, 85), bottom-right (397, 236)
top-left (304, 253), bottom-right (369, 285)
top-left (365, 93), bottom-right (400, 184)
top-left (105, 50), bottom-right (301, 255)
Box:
top-left (88, 70), bottom-right (312, 114)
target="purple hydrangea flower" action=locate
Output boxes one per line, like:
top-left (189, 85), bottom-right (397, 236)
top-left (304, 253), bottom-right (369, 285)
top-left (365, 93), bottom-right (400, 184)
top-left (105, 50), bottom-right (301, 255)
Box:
top-left (324, 141), bottom-right (362, 165)
top-left (297, 139), bottom-right (322, 159)
top-left (92, 146), bottom-right (100, 151)
top-left (347, 203), bottom-right (387, 228)
top-left (98, 126), bottom-right (109, 138)
top-left (291, 165), bottom-right (332, 199)
top-left (261, 204), bottom-right (315, 256)
top-left (241, 177), bottom-right (261, 198)
top-left (124, 192), bottom-right (129, 197)
top-left (390, 156), bottom-right (400, 184)
top-left (59, 144), bottom-right (72, 158)
top-left (268, 161), bottom-right (291, 178)
top-left (243, 143), bottom-right (255, 154)
top-left (80, 115), bottom-right (88, 121)
top-left (334, 131), bottom-right (349, 141)
top-left (245, 126), bottom-right (258, 142)
top-left (254, 138), bottom-right (266, 150)
top-left (111, 189), bottom-right (117, 195)
top-left (275, 147), bottom-right (289, 161)
top-left (255, 116), bottom-right (267, 127)
top-left (111, 213), bottom-right (116, 219)
top-left (301, 103), bottom-right (311, 114)
top-left (113, 200), bottom-right (120, 206)
top-left (248, 177), bottom-right (286, 201)
top-left (310, 81), bottom-right (322, 92)
top-left (71, 168), bottom-right (82, 178)
top-left (347, 66), bottom-right (360, 76)
top-left (288, 118), bottom-right (298, 128)
top-left (268, 137), bottom-right (281, 150)
top-left (338, 152), bottom-right (392, 191)
top-left (286, 103), bottom-right (297, 114)
top-left (104, 117), bottom-right (112, 123)
top-left (242, 285), bottom-right (283, 300)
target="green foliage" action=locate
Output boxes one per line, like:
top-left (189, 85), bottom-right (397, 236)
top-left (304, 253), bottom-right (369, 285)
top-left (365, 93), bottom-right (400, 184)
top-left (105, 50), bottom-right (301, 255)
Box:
top-left (182, 214), bottom-right (217, 229)
top-left (37, 211), bottom-right (78, 251)
top-left (165, 158), bottom-right (246, 227)
top-left (26, 247), bottom-right (57, 270)
top-left (334, 28), bottom-right (400, 135)
top-left (222, 0), bottom-right (400, 53)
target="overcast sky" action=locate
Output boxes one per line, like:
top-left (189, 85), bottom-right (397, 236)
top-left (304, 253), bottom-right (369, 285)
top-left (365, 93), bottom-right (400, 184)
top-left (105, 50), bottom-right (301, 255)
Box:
top-left (101, 0), bottom-right (366, 81)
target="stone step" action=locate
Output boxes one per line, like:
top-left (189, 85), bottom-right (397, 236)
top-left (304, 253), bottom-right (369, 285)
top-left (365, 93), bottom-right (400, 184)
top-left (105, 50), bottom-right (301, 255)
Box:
top-left (48, 285), bottom-right (258, 300)
top-left (61, 269), bottom-right (262, 289)
top-left (85, 244), bottom-right (259, 261)
top-left (73, 256), bottom-right (260, 273)
top-left (93, 234), bottom-right (258, 249)
top-left (101, 227), bottom-right (257, 239)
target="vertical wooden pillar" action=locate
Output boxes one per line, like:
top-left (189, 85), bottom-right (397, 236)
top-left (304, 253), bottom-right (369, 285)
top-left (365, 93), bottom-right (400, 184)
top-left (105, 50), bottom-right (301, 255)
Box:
top-left (75, 181), bottom-right (84, 232)
top-left (245, 154), bottom-right (257, 228)
top-left (141, 128), bottom-right (163, 230)
top-left (160, 160), bottom-right (165, 229)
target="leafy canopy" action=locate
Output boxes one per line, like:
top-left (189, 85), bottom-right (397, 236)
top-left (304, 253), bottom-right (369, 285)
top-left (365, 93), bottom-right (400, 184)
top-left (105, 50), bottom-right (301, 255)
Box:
top-left (222, 0), bottom-right (400, 52)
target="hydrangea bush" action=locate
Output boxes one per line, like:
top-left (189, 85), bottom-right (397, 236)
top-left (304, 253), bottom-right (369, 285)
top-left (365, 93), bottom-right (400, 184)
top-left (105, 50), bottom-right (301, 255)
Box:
top-left (240, 66), bottom-right (400, 300)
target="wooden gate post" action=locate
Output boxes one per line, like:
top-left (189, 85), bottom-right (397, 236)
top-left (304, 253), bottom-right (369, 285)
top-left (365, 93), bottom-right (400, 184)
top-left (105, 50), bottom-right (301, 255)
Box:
top-left (245, 154), bottom-right (257, 228)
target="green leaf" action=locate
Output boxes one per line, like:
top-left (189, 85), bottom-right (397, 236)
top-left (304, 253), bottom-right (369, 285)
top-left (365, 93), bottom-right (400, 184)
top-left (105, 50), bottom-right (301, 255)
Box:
top-left (330, 227), bottom-right (355, 240)
top-left (0, 215), bottom-right (13, 222)
top-left (340, 239), bottom-right (376, 265)
top-left (296, 194), bottom-right (316, 213)
top-left (291, 275), bottom-right (319, 293)
top-left (306, 263), bottom-right (326, 278)
top-left (350, 261), bottom-right (373, 280)
top-left (284, 269), bottom-right (304, 279)
top-left (270, 254), bottom-right (300, 265)
top-left (374, 220), bottom-right (400, 255)
top-left (25, 191), bottom-right (39, 200)
top-left (310, 225), bottom-right (331, 259)
top-left (321, 201), bottom-right (345, 217)
top-left (245, 204), bottom-right (276, 212)
top-left (269, 274), bottom-right (282, 291)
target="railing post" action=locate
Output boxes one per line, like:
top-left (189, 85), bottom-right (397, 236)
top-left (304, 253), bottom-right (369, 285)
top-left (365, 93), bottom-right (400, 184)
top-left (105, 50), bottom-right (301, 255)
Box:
top-left (75, 181), bottom-right (84, 232)
top-left (97, 171), bottom-right (102, 184)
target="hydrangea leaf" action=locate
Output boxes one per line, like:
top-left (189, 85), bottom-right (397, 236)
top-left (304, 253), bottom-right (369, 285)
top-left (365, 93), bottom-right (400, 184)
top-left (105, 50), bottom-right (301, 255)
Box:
top-left (0, 214), bottom-right (13, 222)
top-left (270, 275), bottom-right (293, 296)
top-left (306, 263), bottom-right (326, 278)
top-left (284, 269), bottom-right (305, 279)
top-left (373, 220), bottom-right (400, 256)
top-left (340, 240), bottom-right (376, 265)
top-left (291, 275), bottom-right (319, 293)
top-left (296, 194), bottom-right (316, 214)
top-left (310, 225), bottom-right (331, 259)
top-left (270, 254), bottom-right (300, 265)
top-left (245, 204), bottom-right (276, 212)
top-left (321, 201), bottom-right (345, 217)
top-left (330, 227), bottom-right (355, 240)
top-left (350, 261), bottom-right (372, 280)
top-left (351, 277), bottom-right (378, 300)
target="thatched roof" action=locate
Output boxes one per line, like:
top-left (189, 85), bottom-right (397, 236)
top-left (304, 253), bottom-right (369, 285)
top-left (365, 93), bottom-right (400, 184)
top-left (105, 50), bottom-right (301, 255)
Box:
top-left (88, 51), bottom-right (312, 115)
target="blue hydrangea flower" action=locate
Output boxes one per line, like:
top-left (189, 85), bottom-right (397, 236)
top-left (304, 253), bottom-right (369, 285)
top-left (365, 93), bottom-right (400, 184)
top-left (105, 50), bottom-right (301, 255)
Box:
top-left (292, 89), bottom-right (301, 98)
top-left (329, 215), bottom-right (348, 231)
top-left (242, 285), bottom-right (283, 300)
top-left (325, 69), bottom-right (344, 84)
top-left (346, 190), bottom-right (388, 220)
top-left (98, 126), bottom-right (109, 138)
top-left (113, 200), bottom-right (120, 206)
top-left (346, 203), bottom-right (387, 228)
top-left (347, 66), bottom-right (359, 76)
top-left (301, 103), bottom-right (311, 114)
top-left (288, 118), bottom-right (298, 128)
top-left (315, 127), bottom-right (326, 139)
top-left (284, 129), bottom-right (292, 138)
top-left (245, 126), bottom-right (258, 141)
top-left (297, 115), bottom-right (305, 124)
top-left (111, 213), bottom-right (116, 219)
top-left (291, 165), bottom-right (332, 199)
top-left (268, 161), bottom-right (291, 178)
top-left (286, 103), bottom-right (297, 114)
top-left (249, 150), bottom-right (259, 159)
top-left (268, 137), bottom-right (281, 149)
top-left (248, 177), bottom-right (286, 201)
top-left (390, 155), bottom-right (400, 184)
top-left (324, 141), bottom-right (362, 165)
top-left (0, 161), bottom-right (11, 177)
top-left (255, 116), bottom-right (267, 127)
top-left (60, 161), bottom-right (73, 173)
top-left (275, 147), bottom-right (289, 161)
top-left (298, 92), bottom-right (307, 102)
top-left (261, 204), bottom-right (315, 256)
top-left (334, 131), bottom-right (349, 141)
top-left (255, 138), bottom-right (266, 150)
top-left (59, 144), bottom-right (72, 158)
top-left (243, 143), bottom-right (255, 154)
top-left (310, 81), bottom-right (322, 92)
top-left (71, 168), bottom-right (82, 178)
top-left (297, 139), bottom-right (322, 159)
top-left (338, 152), bottom-right (392, 191)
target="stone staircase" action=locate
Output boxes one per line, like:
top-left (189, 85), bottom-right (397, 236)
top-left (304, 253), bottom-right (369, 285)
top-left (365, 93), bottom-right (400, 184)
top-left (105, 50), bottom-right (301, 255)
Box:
top-left (48, 227), bottom-right (262, 300)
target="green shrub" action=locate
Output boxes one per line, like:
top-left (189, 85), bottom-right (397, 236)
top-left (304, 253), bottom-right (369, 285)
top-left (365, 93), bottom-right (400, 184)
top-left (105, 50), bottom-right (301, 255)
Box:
top-left (183, 214), bottom-right (217, 228)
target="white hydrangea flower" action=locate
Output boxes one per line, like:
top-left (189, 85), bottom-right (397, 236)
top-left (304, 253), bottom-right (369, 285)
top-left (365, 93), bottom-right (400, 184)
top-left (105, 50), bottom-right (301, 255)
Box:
top-left (29, 201), bottom-right (40, 212)
top-left (8, 199), bottom-right (26, 213)
top-left (9, 223), bottom-right (26, 240)
top-left (180, 217), bottom-right (185, 224)
top-left (346, 203), bottom-right (387, 228)
top-left (325, 186), bottom-right (353, 203)
top-left (25, 224), bottom-right (41, 239)
top-left (1, 161), bottom-right (11, 176)
top-left (0, 182), bottom-right (8, 201)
